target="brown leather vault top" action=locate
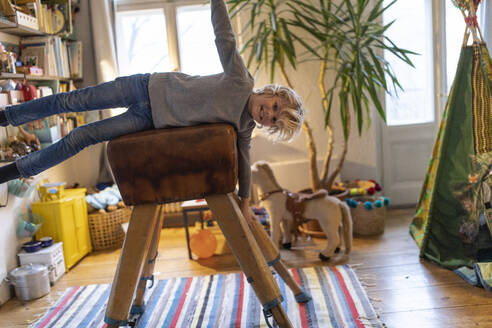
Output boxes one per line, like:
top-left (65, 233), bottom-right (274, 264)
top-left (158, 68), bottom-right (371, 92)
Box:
top-left (107, 124), bottom-right (238, 205)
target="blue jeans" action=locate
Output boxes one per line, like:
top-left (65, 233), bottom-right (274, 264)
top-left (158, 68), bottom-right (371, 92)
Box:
top-left (4, 74), bottom-right (154, 178)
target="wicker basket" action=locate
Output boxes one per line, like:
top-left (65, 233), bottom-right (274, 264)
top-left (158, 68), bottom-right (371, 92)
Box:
top-left (88, 207), bottom-right (132, 251)
top-left (350, 196), bottom-right (386, 236)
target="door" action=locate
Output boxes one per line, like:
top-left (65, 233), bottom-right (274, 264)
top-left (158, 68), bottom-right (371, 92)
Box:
top-left (379, 0), bottom-right (464, 206)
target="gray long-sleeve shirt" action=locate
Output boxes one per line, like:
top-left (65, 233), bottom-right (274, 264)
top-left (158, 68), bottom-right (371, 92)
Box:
top-left (148, 0), bottom-right (255, 198)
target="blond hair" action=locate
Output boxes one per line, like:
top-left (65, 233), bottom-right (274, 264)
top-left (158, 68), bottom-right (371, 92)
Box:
top-left (253, 84), bottom-right (304, 142)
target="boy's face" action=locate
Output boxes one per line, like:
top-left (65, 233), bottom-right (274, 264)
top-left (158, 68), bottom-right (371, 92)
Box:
top-left (248, 94), bottom-right (281, 127)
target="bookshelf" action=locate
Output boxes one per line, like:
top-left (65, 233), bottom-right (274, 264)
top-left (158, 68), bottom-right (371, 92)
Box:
top-left (0, 0), bottom-right (83, 160)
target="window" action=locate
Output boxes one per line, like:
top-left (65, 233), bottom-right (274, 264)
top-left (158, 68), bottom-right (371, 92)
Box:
top-left (176, 5), bottom-right (222, 75)
top-left (115, 9), bottom-right (171, 76)
top-left (445, 3), bottom-right (483, 93)
top-left (445, 2), bottom-right (465, 93)
top-left (383, 0), bottom-right (434, 126)
top-left (114, 1), bottom-right (221, 77)
top-left (383, 1), bottom-right (486, 126)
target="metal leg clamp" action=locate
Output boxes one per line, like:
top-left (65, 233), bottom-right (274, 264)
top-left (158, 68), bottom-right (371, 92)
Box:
top-left (148, 251), bottom-right (158, 264)
top-left (267, 254), bottom-right (281, 267)
top-left (104, 316), bottom-right (128, 327)
top-left (140, 275), bottom-right (155, 289)
top-left (262, 296), bottom-right (284, 328)
top-left (263, 309), bottom-right (275, 328)
top-left (130, 302), bottom-right (146, 315)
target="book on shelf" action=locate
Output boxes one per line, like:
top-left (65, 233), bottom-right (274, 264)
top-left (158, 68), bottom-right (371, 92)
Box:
top-left (52, 36), bottom-right (62, 77)
top-left (67, 41), bottom-right (82, 79)
top-left (21, 35), bottom-right (71, 78)
top-left (34, 0), bottom-right (44, 32)
top-left (19, 45), bottom-right (46, 72)
top-left (42, 3), bottom-right (51, 33)
top-left (21, 36), bottom-right (56, 76)
top-left (37, 86), bottom-right (53, 97)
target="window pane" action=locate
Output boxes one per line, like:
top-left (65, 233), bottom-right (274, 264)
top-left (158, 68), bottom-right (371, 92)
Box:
top-left (116, 9), bottom-right (170, 76)
top-left (446, 4), bottom-right (485, 93)
top-left (177, 5), bottom-right (222, 76)
top-left (383, 1), bottom-right (434, 126)
top-left (446, 3), bottom-right (466, 93)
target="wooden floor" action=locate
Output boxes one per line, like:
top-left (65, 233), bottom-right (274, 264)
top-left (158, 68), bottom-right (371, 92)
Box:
top-left (0, 208), bottom-right (491, 327)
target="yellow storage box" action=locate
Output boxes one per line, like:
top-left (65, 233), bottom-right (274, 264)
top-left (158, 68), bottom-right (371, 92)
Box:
top-left (32, 188), bottom-right (92, 270)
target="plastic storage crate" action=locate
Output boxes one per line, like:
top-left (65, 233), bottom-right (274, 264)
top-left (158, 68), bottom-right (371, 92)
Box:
top-left (32, 188), bottom-right (92, 270)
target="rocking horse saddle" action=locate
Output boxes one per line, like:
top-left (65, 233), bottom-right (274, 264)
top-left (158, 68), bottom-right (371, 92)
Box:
top-left (285, 189), bottom-right (329, 241)
top-left (285, 189), bottom-right (329, 219)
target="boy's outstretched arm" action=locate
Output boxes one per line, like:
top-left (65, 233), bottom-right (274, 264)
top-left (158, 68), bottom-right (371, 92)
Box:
top-left (211, 0), bottom-right (249, 79)
top-left (240, 196), bottom-right (256, 226)
top-left (231, 194), bottom-right (257, 229)
top-left (211, 0), bottom-right (255, 221)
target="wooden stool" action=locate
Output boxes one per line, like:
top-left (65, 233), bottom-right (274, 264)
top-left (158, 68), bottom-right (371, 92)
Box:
top-left (103, 124), bottom-right (293, 327)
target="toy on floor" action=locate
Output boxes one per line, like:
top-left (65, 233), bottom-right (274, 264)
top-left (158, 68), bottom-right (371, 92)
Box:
top-left (251, 161), bottom-right (353, 261)
top-left (190, 229), bottom-right (217, 259)
top-left (86, 184), bottom-right (126, 214)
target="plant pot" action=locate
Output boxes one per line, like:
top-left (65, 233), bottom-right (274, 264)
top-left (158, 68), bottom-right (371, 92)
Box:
top-left (297, 188), bottom-right (349, 239)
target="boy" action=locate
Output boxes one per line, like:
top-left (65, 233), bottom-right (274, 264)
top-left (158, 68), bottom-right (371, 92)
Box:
top-left (0, 0), bottom-right (304, 222)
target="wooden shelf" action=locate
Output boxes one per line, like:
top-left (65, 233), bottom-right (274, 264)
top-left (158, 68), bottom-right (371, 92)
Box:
top-left (25, 75), bottom-right (71, 81)
top-left (0, 72), bottom-right (22, 79)
top-left (0, 17), bottom-right (43, 37)
top-left (0, 72), bottom-right (75, 81)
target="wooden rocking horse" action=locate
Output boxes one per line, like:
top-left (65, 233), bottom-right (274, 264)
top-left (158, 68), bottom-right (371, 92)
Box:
top-left (251, 161), bottom-right (353, 261)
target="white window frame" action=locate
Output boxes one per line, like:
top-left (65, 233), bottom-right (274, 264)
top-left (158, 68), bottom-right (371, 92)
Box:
top-left (114, 0), bottom-right (209, 73)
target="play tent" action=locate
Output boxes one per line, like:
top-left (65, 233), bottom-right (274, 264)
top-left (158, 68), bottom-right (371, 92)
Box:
top-left (410, 0), bottom-right (492, 291)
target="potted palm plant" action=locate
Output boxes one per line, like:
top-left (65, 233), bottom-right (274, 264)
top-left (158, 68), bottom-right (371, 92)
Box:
top-left (228, 0), bottom-right (415, 193)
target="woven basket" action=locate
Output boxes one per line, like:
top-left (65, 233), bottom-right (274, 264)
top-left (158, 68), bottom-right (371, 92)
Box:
top-left (88, 207), bottom-right (132, 251)
top-left (350, 196), bottom-right (386, 236)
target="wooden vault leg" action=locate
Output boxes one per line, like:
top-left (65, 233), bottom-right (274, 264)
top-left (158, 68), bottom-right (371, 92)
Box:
top-left (105, 204), bottom-right (159, 328)
top-left (249, 219), bottom-right (312, 303)
top-left (205, 193), bottom-right (293, 328)
top-left (131, 205), bottom-right (165, 315)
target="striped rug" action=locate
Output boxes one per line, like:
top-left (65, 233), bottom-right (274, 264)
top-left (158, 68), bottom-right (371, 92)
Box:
top-left (32, 265), bottom-right (382, 328)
